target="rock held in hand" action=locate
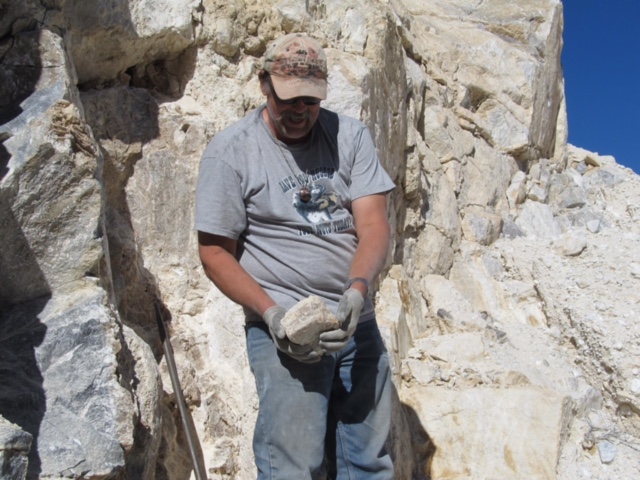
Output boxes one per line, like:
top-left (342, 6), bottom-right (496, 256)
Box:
top-left (282, 296), bottom-right (340, 348)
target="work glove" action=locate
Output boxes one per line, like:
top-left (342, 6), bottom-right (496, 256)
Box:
top-left (318, 288), bottom-right (364, 353)
top-left (263, 306), bottom-right (320, 363)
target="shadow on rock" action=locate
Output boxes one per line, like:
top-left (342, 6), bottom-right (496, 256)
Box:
top-left (0, 28), bottom-right (42, 127)
top-left (0, 179), bottom-right (51, 478)
top-left (0, 295), bottom-right (49, 480)
top-left (0, 137), bottom-right (10, 180)
top-left (401, 402), bottom-right (436, 480)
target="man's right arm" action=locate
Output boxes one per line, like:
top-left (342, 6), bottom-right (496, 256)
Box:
top-left (198, 231), bottom-right (321, 362)
top-left (197, 231), bottom-right (276, 317)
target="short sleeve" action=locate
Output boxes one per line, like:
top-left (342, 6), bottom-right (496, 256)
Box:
top-left (349, 126), bottom-right (395, 200)
top-left (195, 144), bottom-right (247, 239)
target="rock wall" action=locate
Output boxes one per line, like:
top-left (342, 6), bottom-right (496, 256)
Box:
top-left (1, 0), bottom-right (639, 479)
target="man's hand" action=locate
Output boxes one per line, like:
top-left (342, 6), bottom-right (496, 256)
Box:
top-left (263, 305), bottom-right (287, 338)
top-left (263, 306), bottom-right (321, 363)
top-left (318, 289), bottom-right (364, 353)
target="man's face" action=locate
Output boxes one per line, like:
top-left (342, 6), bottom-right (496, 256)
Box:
top-left (262, 75), bottom-right (321, 144)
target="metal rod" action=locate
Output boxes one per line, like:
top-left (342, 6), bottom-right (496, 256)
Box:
top-left (154, 301), bottom-right (207, 480)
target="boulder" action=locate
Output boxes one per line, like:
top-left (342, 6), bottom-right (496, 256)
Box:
top-left (402, 387), bottom-right (573, 479)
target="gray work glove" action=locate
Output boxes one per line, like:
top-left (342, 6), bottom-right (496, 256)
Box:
top-left (263, 306), bottom-right (320, 363)
top-left (318, 288), bottom-right (364, 353)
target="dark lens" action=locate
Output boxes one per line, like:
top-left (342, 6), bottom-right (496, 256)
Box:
top-left (273, 91), bottom-right (320, 106)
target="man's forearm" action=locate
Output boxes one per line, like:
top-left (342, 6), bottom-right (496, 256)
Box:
top-left (348, 194), bottom-right (391, 296)
top-left (198, 233), bottom-right (276, 317)
top-left (347, 225), bottom-right (390, 294)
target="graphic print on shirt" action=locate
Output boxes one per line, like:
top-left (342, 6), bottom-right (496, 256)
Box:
top-left (293, 182), bottom-right (338, 223)
top-left (277, 167), bottom-right (354, 236)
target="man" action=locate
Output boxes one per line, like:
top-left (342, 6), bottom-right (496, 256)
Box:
top-left (195, 33), bottom-right (395, 479)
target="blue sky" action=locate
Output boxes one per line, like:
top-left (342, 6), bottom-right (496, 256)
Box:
top-left (562, 1), bottom-right (640, 174)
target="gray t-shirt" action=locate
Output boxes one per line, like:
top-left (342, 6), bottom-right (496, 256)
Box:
top-left (195, 105), bottom-right (395, 321)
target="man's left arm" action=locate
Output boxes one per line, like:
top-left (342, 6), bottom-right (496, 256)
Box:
top-left (346, 193), bottom-right (391, 295)
top-left (319, 192), bottom-right (391, 352)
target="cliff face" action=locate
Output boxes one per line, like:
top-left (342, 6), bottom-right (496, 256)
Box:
top-left (1, 1), bottom-right (639, 479)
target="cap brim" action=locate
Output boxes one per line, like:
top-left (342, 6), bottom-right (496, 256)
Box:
top-left (270, 75), bottom-right (327, 101)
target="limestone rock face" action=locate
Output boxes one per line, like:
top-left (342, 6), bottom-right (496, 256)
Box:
top-left (2, 0), bottom-right (640, 479)
top-left (403, 387), bottom-right (573, 479)
top-left (281, 296), bottom-right (340, 348)
top-left (0, 417), bottom-right (32, 480)
top-left (0, 288), bottom-right (146, 478)
top-left (65, 0), bottom-right (199, 87)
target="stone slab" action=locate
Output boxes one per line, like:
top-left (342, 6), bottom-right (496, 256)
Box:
top-left (402, 386), bottom-right (572, 480)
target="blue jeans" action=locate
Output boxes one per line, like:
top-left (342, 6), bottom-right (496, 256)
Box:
top-left (246, 319), bottom-right (394, 480)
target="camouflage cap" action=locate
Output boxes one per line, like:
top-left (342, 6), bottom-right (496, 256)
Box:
top-left (262, 33), bottom-right (328, 100)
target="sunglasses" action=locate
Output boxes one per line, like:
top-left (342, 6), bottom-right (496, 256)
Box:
top-left (267, 76), bottom-right (322, 106)
top-left (277, 96), bottom-right (322, 106)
